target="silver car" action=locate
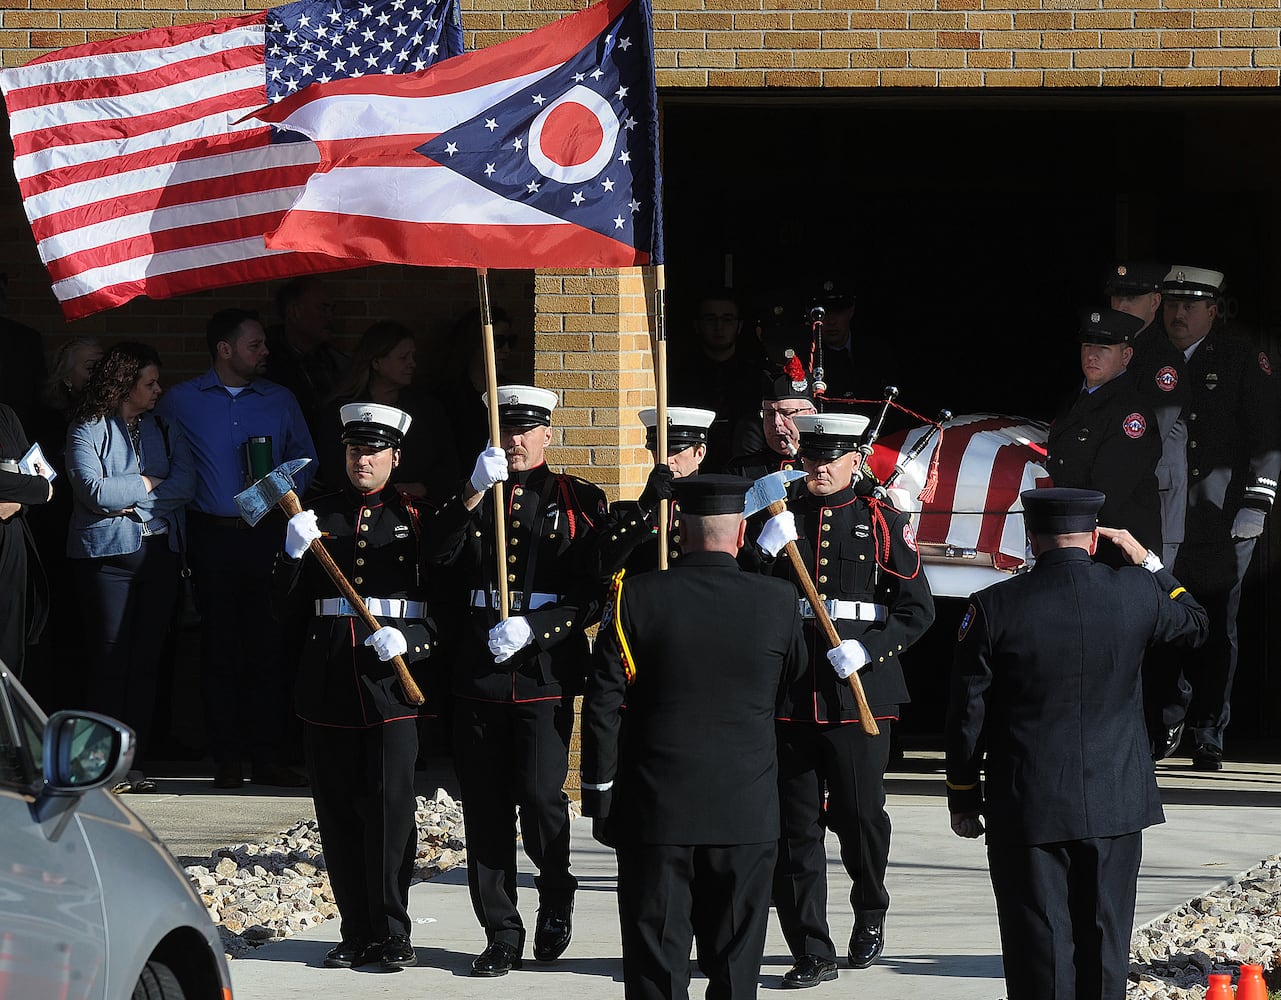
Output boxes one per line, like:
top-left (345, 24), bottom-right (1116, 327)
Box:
top-left (0, 664), bottom-right (234, 1000)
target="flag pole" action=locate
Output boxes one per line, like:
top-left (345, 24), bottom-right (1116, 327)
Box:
top-left (654, 263), bottom-right (669, 570)
top-left (476, 267), bottom-right (511, 619)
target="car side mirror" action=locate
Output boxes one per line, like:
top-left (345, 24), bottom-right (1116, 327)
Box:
top-left (34, 712), bottom-right (134, 827)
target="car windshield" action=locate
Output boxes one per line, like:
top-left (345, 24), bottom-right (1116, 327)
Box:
top-left (0, 671), bottom-right (43, 788)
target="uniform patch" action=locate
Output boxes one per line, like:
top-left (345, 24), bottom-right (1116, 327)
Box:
top-left (958, 604), bottom-right (975, 642)
top-left (903, 522), bottom-right (918, 553)
top-left (1260, 352), bottom-right (1274, 376)
top-left (1122, 412), bottom-right (1147, 439)
top-left (393, 524), bottom-right (410, 539)
top-left (1155, 366), bottom-right (1178, 392)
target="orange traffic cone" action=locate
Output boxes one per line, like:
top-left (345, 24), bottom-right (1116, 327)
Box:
top-left (1235, 963), bottom-right (1268, 1000)
top-left (1205, 972), bottom-right (1235, 999)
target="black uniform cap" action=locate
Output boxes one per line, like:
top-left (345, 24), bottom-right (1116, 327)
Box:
top-left (1078, 307), bottom-right (1145, 346)
top-left (670, 474), bottom-right (751, 516)
top-left (1020, 487), bottom-right (1106, 535)
top-left (809, 279), bottom-right (854, 313)
top-left (1103, 261), bottom-right (1167, 297)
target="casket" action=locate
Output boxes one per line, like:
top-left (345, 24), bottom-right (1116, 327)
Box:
top-left (867, 413), bottom-right (1050, 599)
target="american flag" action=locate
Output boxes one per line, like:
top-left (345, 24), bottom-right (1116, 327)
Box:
top-left (0, 0), bottom-right (463, 320)
top-left (252, 0), bottom-right (663, 270)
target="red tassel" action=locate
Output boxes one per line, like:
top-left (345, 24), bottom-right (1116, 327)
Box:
top-left (917, 426), bottom-right (943, 504)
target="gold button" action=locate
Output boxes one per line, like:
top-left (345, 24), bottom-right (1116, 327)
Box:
top-left (361, 524), bottom-right (369, 532)
top-left (511, 520), bottom-right (521, 528)
top-left (820, 558), bottom-right (828, 566)
top-left (821, 540), bottom-right (830, 548)
top-left (512, 503), bottom-right (522, 511)
top-left (510, 537), bottom-right (519, 546)
top-left (1189, 441), bottom-right (1197, 449)
top-left (554, 626), bottom-right (562, 633)
top-left (672, 534), bottom-right (680, 544)
top-left (817, 593), bottom-right (826, 600)
top-left (362, 510), bottom-right (372, 518)
top-left (514, 487), bottom-right (523, 496)
top-left (784, 463), bottom-right (793, 471)
top-left (508, 574), bottom-right (517, 582)
top-left (670, 550), bottom-right (680, 559)
top-left (1189, 412), bottom-right (1197, 421)
top-left (354, 576), bottom-right (363, 585)
top-left (398, 555), bottom-right (404, 562)
top-left (543, 632), bottom-right (551, 639)
top-left (474, 531), bottom-right (482, 537)
top-left (356, 558), bottom-right (365, 566)
top-left (509, 554), bottom-right (518, 564)
top-left (859, 554), bottom-right (866, 561)
top-left (358, 540), bottom-right (367, 548)
top-left (415, 646), bottom-right (421, 653)
top-left (822, 523), bottom-right (830, 532)
top-left (818, 575), bottom-right (827, 584)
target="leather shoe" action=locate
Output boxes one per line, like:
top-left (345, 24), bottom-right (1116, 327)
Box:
top-left (375, 934), bottom-right (415, 969)
top-left (848, 918), bottom-right (884, 969)
top-left (212, 762), bottom-right (243, 789)
top-left (1192, 743), bottom-right (1224, 772)
top-left (1152, 721), bottom-right (1185, 761)
top-left (782, 955), bottom-right (838, 988)
top-left (251, 763), bottom-right (309, 788)
top-left (323, 939), bottom-right (366, 968)
top-left (471, 941), bottom-right (522, 977)
top-left (533, 903), bottom-right (573, 962)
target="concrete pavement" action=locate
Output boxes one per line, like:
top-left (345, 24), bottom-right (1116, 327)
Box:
top-left (126, 751), bottom-right (1281, 1000)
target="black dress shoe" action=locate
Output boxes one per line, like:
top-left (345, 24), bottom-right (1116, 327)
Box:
top-left (471, 941), bottom-right (522, 977)
top-left (848, 919), bottom-right (884, 969)
top-left (212, 762), bottom-right (244, 789)
top-left (251, 763), bottom-right (309, 788)
top-left (355, 939), bottom-right (387, 967)
top-left (782, 955), bottom-right (838, 988)
top-left (533, 903), bottom-right (573, 962)
top-left (323, 939), bottom-right (366, 968)
top-left (1152, 721), bottom-right (1185, 761)
top-left (1193, 743), bottom-right (1224, 771)
top-left (376, 934), bottom-right (416, 969)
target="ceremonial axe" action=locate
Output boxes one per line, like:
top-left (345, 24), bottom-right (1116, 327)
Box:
top-left (234, 458), bottom-right (425, 706)
top-left (744, 468), bottom-right (880, 736)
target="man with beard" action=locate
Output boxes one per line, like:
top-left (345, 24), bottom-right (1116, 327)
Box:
top-left (157, 308), bottom-right (316, 789)
top-left (1154, 266), bottom-right (1281, 770)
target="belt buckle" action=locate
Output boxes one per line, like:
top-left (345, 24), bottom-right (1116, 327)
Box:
top-left (511, 591), bottom-right (524, 612)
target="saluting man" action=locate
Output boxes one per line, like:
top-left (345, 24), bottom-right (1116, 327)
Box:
top-left (595, 405), bottom-right (715, 577)
top-left (946, 488), bottom-right (1208, 1000)
top-left (426, 384), bottom-right (607, 977)
top-left (1045, 307), bottom-right (1162, 565)
top-left (754, 411), bottom-right (935, 987)
top-left (582, 474), bottom-right (808, 1000)
top-left (273, 402), bottom-right (439, 973)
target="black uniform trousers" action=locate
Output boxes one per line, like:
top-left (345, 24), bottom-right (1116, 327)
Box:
top-left (186, 514), bottom-right (291, 769)
top-left (1162, 537), bottom-right (1256, 750)
top-left (452, 696), bottom-right (578, 949)
top-left (304, 718), bottom-right (419, 943)
top-left (616, 840), bottom-right (776, 1000)
top-left (773, 719), bottom-right (892, 961)
top-left (987, 831), bottom-right (1142, 1000)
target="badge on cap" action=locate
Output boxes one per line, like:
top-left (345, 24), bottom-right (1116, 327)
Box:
top-left (1116, 265), bottom-right (1128, 277)
top-left (1090, 311), bottom-right (1101, 323)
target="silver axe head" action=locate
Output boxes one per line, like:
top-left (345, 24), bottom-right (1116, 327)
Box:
top-left (233, 458), bottom-right (312, 527)
top-left (743, 468), bottom-right (808, 518)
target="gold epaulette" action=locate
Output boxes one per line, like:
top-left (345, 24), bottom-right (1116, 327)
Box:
top-left (604, 569), bottom-right (638, 684)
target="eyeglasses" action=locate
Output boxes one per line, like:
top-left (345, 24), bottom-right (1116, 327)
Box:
top-left (763, 406), bottom-right (816, 420)
top-left (699, 313), bottom-right (739, 327)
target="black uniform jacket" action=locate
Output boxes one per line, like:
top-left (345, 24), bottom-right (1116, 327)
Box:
top-left (769, 477), bottom-right (935, 723)
top-left (1045, 373), bottom-right (1163, 556)
top-left (1129, 322), bottom-right (1189, 448)
top-left (272, 483), bottom-right (439, 727)
top-left (726, 447), bottom-right (800, 485)
top-left (1181, 331), bottom-right (1281, 542)
top-left (594, 497), bottom-right (685, 578)
top-left (945, 548), bottom-right (1208, 847)
top-left (0, 403), bottom-right (50, 645)
top-left (581, 551), bottom-right (807, 845)
top-left (426, 463), bottom-right (607, 703)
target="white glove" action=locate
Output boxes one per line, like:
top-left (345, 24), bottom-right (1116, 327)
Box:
top-left (364, 626), bottom-right (407, 662)
top-left (758, 510), bottom-right (798, 557)
top-left (488, 616), bottom-right (533, 663)
top-left (284, 509), bottom-right (322, 559)
top-left (470, 446), bottom-right (509, 494)
top-left (827, 639), bottom-right (870, 679)
top-left (1231, 508), bottom-right (1266, 540)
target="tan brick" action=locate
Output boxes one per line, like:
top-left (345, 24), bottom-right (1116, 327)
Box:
top-left (2, 11), bottom-right (57, 26)
top-left (938, 0), bottom-right (981, 10)
top-left (653, 50), bottom-right (679, 69)
top-left (793, 48), bottom-right (852, 66)
top-left (677, 49), bottom-right (736, 67)
top-left (1158, 29), bottom-right (1220, 46)
top-left (1074, 11), bottom-right (1131, 28)
top-left (1135, 48), bottom-right (1192, 66)
top-left (1015, 49), bottom-right (1071, 66)
top-left (1100, 29), bottom-right (1159, 47)
top-left (1074, 48), bottom-right (1132, 67)
top-left (877, 29), bottom-right (936, 47)
top-left (980, 29), bottom-right (1043, 47)
top-left (656, 68), bottom-right (706, 87)
top-left (822, 68), bottom-right (881, 83)
top-left (1160, 68), bottom-right (1221, 83)
top-left (1044, 68), bottom-right (1102, 84)
top-left (538, 334), bottom-right (595, 352)
top-left (762, 29), bottom-right (818, 47)
top-left (1192, 11), bottom-right (1251, 27)
top-left (938, 29), bottom-right (981, 46)
top-left (1223, 67), bottom-right (1281, 83)
top-left (1252, 46), bottom-right (1281, 63)
top-left (849, 12), bottom-right (908, 27)
top-left (0, 30), bottom-right (31, 45)
top-left (1042, 29), bottom-right (1099, 47)
top-left (1222, 28), bottom-right (1280, 45)
top-left (737, 48), bottom-right (795, 67)
top-left (793, 11), bottom-right (851, 28)
top-left (674, 11), bottom-right (733, 28)
top-left (908, 11), bottom-right (966, 27)
top-left (981, 68), bottom-right (1044, 84)
top-left (967, 12), bottom-right (1012, 28)
top-left (1013, 11), bottom-right (1070, 28)
top-left (1223, 0), bottom-right (1279, 9)
top-left (820, 29), bottom-right (878, 47)
top-left (29, 27), bottom-right (84, 42)
top-left (59, 10), bottom-right (116, 25)
top-left (1192, 48), bottom-right (1252, 66)
top-left (968, 48), bottom-right (1013, 66)
top-left (1254, 10), bottom-right (1281, 25)
top-left (732, 13), bottom-right (792, 29)
top-left (1132, 10), bottom-right (1190, 27)
top-left (656, 31), bottom-right (707, 50)
top-left (708, 69), bottom-right (766, 84)
top-left (850, 48), bottom-right (907, 66)
top-left (939, 68), bottom-right (985, 83)
top-left (880, 68), bottom-right (938, 85)
top-left (706, 29), bottom-right (764, 48)
top-left (911, 48), bottom-right (967, 66)
top-left (1101, 66), bottom-right (1163, 82)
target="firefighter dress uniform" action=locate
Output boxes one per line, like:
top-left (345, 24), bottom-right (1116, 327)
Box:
top-left (425, 385), bottom-right (607, 973)
top-left (765, 412), bottom-right (935, 983)
top-left (272, 402), bottom-right (439, 970)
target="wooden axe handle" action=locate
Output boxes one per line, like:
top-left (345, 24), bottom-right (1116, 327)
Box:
top-left (280, 492), bottom-right (425, 706)
top-left (767, 499), bottom-right (880, 736)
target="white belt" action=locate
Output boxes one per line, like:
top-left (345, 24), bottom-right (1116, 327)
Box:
top-left (798, 598), bottom-right (887, 623)
top-left (315, 598), bottom-right (426, 618)
top-left (470, 589), bottom-right (561, 612)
